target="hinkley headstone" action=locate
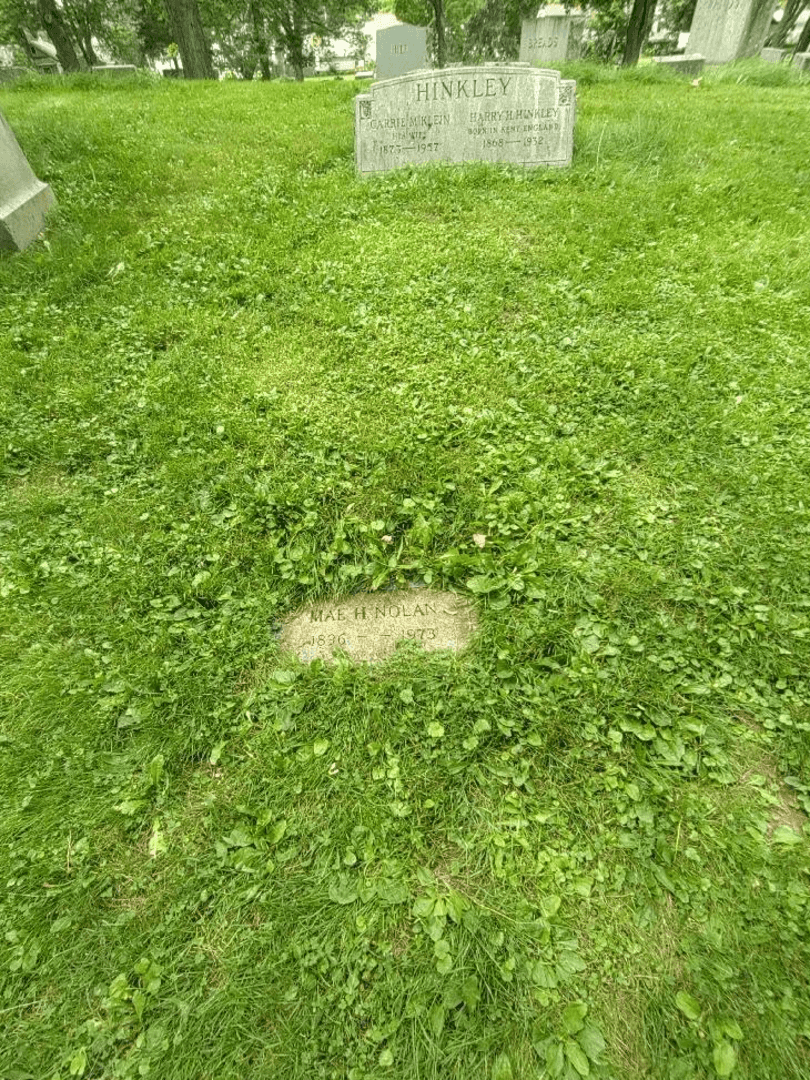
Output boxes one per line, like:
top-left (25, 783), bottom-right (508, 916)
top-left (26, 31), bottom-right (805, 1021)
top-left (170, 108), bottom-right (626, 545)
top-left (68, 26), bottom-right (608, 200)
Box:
top-left (355, 64), bottom-right (576, 175)
top-left (519, 9), bottom-right (586, 65)
top-left (1, 110), bottom-right (55, 252)
top-left (376, 23), bottom-right (429, 81)
top-left (686, 0), bottom-right (773, 64)
top-left (279, 590), bottom-right (477, 664)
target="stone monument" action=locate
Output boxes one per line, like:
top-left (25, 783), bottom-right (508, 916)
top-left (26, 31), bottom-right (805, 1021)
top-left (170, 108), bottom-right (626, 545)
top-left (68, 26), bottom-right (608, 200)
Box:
top-left (376, 24), bottom-right (429, 81)
top-left (355, 64), bottom-right (576, 175)
top-left (652, 54), bottom-right (706, 75)
top-left (519, 9), bottom-right (586, 65)
top-left (279, 590), bottom-right (477, 664)
top-left (687, 0), bottom-right (773, 64)
top-left (0, 110), bottom-right (55, 252)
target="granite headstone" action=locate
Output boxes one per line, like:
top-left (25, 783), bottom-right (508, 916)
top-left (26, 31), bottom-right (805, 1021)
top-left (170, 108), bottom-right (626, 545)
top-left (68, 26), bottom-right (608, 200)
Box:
top-left (519, 11), bottom-right (586, 64)
top-left (279, 590), bottom-right (477, 663)
top-left (0, 109), bottom-right (55, 252)
top-left (652, 53), bottom-right (706, 74)
top-left (355, 63), bottom-right (576, 175)
top-left (376, 24), bottom-right (429, 81)
top-left (687, 0), bottom-right (773, 64)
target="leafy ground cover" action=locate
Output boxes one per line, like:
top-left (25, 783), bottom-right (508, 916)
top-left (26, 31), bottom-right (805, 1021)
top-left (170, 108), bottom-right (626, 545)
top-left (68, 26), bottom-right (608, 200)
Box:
top-left (1, 62), bottom-right (809, 1080)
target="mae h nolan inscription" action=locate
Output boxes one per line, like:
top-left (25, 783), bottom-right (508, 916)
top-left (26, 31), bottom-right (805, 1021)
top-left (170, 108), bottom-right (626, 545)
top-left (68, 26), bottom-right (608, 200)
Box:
top-left (279, 590), bottom-right (477, 663)
top-left (355, 64), bottom-right (575, 175)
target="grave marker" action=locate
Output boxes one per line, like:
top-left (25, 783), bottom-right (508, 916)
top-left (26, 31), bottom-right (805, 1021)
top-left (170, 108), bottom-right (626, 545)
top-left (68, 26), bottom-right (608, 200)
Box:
top-left (355, 64), bottom-right (576, 175)
top-left (519, 11), bottom-right (586, 65)
top-left (652, 53), bottom-right (706, 75)
top-left (279, 590), bottom-right (477, 663)
top-left (1, 109), bottom-right (55, 252)
top-left (687, 0), bottom-right (773, 64)
top-left (376, 24), bottom-right (429, 81)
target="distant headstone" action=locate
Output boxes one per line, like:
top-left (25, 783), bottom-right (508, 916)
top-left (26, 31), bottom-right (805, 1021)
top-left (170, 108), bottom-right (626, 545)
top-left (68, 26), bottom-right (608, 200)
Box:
top-left (355, 64), bottom-right (576, 175)
top-left (793, 51), bottom-right (810, 70)
top-left (355, 70), bottom-right (374, 79)
top-left (0, 109), bottom-right (55, 252)
top-left (20, 28), bottom-right (59, 73)
top-left (0, 67), bottom-right (28, 83)
top-left (92, 64), bottom-right (137, 76)
top-left (279, 589), bottom-right (477, 664)
top-left (519, 11), bottom-right (586, 65)
top-left (653, 53), bottom-right (706, 75)
top-left (687, 0), bottom-right (773, 64)
top-left (760, 46), bottom-right (787, 62)
top-left (376, 24), bottom-right (429, 81)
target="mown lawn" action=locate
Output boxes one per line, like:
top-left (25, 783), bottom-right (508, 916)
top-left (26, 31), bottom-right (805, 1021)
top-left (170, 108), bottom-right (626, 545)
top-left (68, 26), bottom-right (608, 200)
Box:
top-left (1, 61), bottom-right (809, 1080)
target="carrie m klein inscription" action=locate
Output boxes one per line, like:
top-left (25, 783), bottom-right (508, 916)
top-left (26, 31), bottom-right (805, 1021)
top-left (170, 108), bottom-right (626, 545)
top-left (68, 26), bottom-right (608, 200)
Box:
top-left (355, 64), bottom-right (575, 175)
top-left (279, 590), bottom-right (477, 663)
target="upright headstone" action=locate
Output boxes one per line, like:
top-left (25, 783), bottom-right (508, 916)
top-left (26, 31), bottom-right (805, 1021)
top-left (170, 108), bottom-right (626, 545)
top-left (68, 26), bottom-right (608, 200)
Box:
top-left (0, 110), bottom-right (55, 252)
top-left (519, 9), bottom-right (586, 65)
top-left (355, 64), bottom-right (576, 175)
top-left (687, 0), bottom-right (773, 64)
top-left (760, 46), bottom-right (787, 62)
top-left (793, 51), bottom-right (810, 70)
top-left (375, 23), bottom-right (429, 81)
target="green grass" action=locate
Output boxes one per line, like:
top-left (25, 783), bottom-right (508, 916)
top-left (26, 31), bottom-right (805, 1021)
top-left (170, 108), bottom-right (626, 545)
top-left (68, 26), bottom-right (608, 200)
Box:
top-left (1, 62), bottom-right (809, 1080)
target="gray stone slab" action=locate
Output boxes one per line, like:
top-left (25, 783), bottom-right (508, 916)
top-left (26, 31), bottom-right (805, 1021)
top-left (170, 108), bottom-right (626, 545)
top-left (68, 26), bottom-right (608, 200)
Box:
top-left (687, 0), bottom-right (773, 64)
top-left (0, 67), bottom-right (29, 83)
top-left (0, 109), bottom-right (55, 252)
top-left (91, 64), bottom-right (137, 76)
top-left (355, 64), bottom-right (575, 175)
top-left (760, 46), bottom-right (787, 62)
top-left (355, 70), bottom-right (374, 79)
top-left (793, 51), bottom-right (810, 70)
top-left (376, 24), bottom-right (429, 81)
top-left (279, 589), bottom-right (477, 664)
top-left (519, 14), bottom-right (586, 64)
top-left (652, 53), bottom-right (706, 75)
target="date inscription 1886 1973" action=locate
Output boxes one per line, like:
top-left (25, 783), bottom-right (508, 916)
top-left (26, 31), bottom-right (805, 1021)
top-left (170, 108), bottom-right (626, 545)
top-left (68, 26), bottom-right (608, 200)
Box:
top-left (279, 590), bottom-right (478, 663)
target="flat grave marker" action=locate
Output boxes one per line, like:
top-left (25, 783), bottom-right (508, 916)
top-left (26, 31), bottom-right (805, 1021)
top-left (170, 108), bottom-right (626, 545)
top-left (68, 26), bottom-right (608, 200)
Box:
top-left (355, 63), bottom-right (576, 175)
top-left (376, 24), bottom-right (429, 81)
top-left (279, 590), bottom-right (477, 664)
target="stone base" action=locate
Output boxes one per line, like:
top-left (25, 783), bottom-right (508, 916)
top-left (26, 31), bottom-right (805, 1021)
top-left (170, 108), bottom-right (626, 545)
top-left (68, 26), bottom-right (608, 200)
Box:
top-left (793, 52), bottom-right (810, 71)
top-left (92, 64), bottom-right (137, 76)
top-left (0, 66), bottom-right (29, 83)
top-left (760, 47), bottom-right (787, 63)
top-left (0, 179), bottom-right (55, 252)
top-left (653, 54), bottom-right (706, 76)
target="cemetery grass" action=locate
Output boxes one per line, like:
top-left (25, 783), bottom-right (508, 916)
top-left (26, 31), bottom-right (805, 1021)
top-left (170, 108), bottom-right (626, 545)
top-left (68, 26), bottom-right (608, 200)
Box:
top-left (1, 63), bottom-right (809, 1080)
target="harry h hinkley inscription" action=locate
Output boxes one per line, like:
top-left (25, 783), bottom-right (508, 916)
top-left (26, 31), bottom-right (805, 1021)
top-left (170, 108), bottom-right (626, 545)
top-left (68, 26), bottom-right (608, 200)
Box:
top-left (355, 64), bottom-right (575, 175)
top-left (279, 590), bottom-right (477, 663)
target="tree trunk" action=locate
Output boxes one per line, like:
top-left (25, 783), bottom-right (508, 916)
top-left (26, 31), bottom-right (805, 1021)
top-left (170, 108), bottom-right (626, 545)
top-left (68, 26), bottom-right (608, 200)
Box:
top-left (249, 0), bottom-right (271, 79)
top-left (61, 0), bottom-right (98, 66)
top-left (622, 0), bottom-right (656, 65)
top-left (794, 14), bottom-right (810, 53)
top-left (431, 0), bottom-right (447, 67)
top-left (769, 0), bottom-right (804, 47)
top-left (36, 0), bottom-right (82, 71)
top-left (163, 0), bottom-right (215, 79)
